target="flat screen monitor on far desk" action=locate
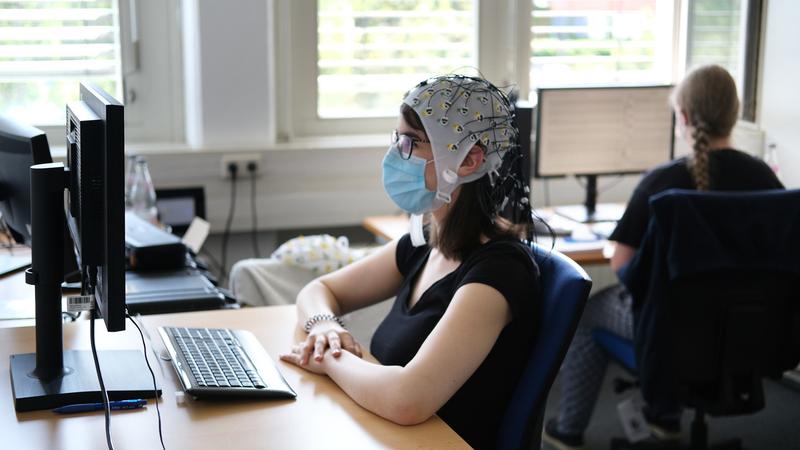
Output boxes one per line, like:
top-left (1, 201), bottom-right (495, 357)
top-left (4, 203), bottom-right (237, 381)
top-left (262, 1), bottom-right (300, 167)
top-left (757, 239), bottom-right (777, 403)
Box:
top-left (534, 85), bottom-right (675, 222)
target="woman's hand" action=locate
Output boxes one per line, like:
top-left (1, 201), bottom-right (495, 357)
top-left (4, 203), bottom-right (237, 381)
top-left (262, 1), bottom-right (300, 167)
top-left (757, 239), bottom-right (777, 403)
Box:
top-left (298, 321), bottom-right (363, 364)
top-left (279, 344), bottom-right (328, 375)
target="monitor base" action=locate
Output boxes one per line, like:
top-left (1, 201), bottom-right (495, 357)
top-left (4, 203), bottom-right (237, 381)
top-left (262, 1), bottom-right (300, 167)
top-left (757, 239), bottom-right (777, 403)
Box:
top-left (555, 203), bottom-right (625, 224)
top-left (10, 349), bottom-right (161, 412)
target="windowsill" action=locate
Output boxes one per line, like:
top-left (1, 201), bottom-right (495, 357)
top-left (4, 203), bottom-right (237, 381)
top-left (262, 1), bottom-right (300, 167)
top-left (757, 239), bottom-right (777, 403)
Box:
top-left (50, 134), bottom-right (388, 160)
top-left (169, 133), bottom-right (388, 154)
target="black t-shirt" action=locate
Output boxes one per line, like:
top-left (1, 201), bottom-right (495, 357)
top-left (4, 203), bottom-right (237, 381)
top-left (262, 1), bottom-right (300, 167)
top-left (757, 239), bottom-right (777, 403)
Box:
top-left (370, 234), bottom-right (540, 450)
top-left (610, 149), bottom-right (784, 248)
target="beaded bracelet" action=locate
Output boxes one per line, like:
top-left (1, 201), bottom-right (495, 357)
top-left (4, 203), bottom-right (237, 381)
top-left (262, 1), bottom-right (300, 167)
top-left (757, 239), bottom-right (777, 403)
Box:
top-left (303, 313), bottom-right (346, 332)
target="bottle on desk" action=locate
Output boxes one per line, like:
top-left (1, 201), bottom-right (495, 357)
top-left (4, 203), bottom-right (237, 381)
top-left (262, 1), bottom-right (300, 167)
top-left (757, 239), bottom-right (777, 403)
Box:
top-left (126, 155), bottom-right (159, 225)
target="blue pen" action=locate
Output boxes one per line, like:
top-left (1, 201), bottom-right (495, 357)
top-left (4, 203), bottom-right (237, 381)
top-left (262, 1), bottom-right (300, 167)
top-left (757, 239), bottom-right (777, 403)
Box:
top-left (53, 399), bottom-right (147, 414)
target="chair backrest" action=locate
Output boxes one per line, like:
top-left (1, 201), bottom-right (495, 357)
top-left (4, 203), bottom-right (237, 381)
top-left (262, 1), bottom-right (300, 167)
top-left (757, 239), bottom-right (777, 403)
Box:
top-left (496, 244), bottom-right (592, 450)
top-left (628, 189), bottom-right (800, 416)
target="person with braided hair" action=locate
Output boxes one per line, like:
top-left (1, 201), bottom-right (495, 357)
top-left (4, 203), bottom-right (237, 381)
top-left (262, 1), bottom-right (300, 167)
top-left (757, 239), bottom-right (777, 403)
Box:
top-left (544, 65), bottom-right (784, 450)
top-left (279, 75), bottom-right (541, 449)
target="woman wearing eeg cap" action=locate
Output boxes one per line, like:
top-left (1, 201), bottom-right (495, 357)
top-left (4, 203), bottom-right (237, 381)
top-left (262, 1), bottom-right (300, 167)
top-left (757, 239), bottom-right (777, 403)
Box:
top-left (279, 74), bottom-right (543, 449)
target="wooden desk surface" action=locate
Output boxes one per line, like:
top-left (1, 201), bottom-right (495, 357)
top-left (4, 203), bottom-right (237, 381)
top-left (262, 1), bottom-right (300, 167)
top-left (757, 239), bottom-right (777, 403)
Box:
top-left (0, 306), bottom-right (468, 449)
top-left (362, 214), bottom-right (613, 265)
top-left (0, 247), bottom-right (36, 328)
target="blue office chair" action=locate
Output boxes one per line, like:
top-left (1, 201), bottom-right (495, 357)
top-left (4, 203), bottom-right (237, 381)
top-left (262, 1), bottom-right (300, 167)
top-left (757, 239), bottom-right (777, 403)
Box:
top-left (594, 189), bottom-right (800, 450)
top-left (496, 244), bottom-right (592, 450)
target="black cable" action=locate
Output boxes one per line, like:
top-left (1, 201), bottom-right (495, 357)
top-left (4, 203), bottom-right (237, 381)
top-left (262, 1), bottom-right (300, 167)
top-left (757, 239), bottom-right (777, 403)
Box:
top-left (126, 312), bottom-right (166, 450)
top-left (220, 164), bottom-right (238, 287)
top-left (248, 165), bottom-right (262, 258)
top-left (90, 307), bottom-right (115, 450)
top-left (197, 248), bottom-right (222, 277)
top-left (198, 248), bottom-right (225, 280)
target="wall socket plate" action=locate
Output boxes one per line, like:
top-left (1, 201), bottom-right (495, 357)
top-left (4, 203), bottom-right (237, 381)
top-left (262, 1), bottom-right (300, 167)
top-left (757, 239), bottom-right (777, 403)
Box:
top-left (220, 153), bottom-right (261, 179)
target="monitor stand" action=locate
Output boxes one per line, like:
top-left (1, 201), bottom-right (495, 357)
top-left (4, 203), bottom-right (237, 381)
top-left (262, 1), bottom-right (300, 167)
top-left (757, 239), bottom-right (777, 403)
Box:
top-left (554, 175), bottom-right (625, 223)
top-left (11, 349), bottom-right (161, 412)
top-left (9, 163), bottom-right (160, 412)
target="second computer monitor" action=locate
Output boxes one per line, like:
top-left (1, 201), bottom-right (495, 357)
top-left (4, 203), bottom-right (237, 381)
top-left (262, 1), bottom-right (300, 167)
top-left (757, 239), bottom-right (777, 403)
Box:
top-left (534, 85), bottom-right (674, 222)
top-left (0, 116), bottom-right (52, 245)
top-left (535, 85), bottom-right (674, 178)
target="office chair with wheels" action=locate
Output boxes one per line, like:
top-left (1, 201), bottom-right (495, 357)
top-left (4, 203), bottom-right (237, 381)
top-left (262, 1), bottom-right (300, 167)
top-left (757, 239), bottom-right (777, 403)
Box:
top-left (496, 244), bottom-right (593, 450)
top-left (596, 189), bottom-right (800, 450)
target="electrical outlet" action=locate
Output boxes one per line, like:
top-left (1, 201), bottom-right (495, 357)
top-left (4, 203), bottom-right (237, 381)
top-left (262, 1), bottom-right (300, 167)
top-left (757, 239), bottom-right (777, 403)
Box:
top-left (220, 153), bottom-right (261, 179)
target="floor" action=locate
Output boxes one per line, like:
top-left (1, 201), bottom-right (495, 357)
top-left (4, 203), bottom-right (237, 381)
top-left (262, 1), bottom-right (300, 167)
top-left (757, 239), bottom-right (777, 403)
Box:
top-left (543, 363), bottom-right (800, 450)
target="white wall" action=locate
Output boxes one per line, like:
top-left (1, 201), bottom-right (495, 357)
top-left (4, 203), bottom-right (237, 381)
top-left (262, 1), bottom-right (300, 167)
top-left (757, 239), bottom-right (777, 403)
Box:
top-left (182, 0), bottom-right (275, 147)
top-left (129, 138), bottom-right (396, 233)
top-left (759, 0), bottom-right (800, 188)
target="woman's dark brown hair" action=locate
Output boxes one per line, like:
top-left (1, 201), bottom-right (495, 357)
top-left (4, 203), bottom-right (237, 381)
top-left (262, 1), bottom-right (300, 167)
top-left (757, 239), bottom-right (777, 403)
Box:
top-left (401, 104), bottom-right (530, 261)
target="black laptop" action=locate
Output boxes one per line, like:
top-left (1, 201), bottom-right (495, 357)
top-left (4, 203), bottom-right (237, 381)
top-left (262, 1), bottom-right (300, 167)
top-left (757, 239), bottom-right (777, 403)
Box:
top-left (126, 269), bottom-right (229, 315)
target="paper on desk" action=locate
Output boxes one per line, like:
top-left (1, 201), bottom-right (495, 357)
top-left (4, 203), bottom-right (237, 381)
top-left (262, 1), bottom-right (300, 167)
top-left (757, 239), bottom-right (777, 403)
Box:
top-left (182, 217), bottom-right (210, 254)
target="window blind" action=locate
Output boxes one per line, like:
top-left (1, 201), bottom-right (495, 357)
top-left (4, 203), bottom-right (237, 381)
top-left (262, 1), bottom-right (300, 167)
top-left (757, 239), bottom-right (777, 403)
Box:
top-left (529, 0), bottom-right (673, 92)
top-left (317, 0), bottom-right (477, 119)
top-left (0, 0), bottom-right (121, 126)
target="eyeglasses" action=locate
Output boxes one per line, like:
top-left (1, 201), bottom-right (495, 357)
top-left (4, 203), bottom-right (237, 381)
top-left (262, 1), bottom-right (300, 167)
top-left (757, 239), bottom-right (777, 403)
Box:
top-left (391, 129), bottom-right (429, 160)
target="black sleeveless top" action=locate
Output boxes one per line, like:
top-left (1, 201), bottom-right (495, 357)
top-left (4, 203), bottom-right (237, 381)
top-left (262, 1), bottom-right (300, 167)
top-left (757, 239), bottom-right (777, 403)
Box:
top-left (610, 149), bottom-right (784, 248)
top-left (370, 234), bottom-right (540, 449)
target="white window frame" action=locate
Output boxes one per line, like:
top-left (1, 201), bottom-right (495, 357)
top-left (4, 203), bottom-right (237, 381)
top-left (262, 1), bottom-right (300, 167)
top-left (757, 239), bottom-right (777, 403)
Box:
top-left (32, 0), bottom-right (184, 152)
top-left (280, 0), bottom-right (760, 139)
top-left (281, 0), bottom-right (505, 139)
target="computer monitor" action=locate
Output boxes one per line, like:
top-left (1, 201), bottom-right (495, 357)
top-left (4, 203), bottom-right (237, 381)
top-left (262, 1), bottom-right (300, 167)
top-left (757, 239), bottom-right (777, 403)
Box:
top-left (0, 117), bottom-right (80, 280)
top-left (534, 85), bottom-right (675, 222)
top-left (10, 83), bottom-right (159, 412)
top-left (66, 83), bottom-right (126, 331)
top-left (0, 116), bottom-right (52, 245)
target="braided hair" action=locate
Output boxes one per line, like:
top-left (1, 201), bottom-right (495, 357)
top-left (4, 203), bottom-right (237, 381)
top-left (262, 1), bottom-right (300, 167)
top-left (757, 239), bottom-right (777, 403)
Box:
top-left (672, 65), bottom-right (739, 191)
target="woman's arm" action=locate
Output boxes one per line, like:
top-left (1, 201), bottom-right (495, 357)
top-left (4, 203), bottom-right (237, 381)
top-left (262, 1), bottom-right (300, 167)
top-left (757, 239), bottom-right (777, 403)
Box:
top-left (296, 238), bottom-right (403, 320)
top-left (610, 241), bottom-right (637, 274)
top-left (295, 238), bottom-right (405, 362)
top-left (282, 282), bottom-right (511, 425)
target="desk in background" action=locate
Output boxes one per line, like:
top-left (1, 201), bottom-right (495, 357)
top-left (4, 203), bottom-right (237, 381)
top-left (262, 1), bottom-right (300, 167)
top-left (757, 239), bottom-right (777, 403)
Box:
top-left (363, 211), bottom-right (616, 266)
top-left (0, 305), bottom-right (468, 449)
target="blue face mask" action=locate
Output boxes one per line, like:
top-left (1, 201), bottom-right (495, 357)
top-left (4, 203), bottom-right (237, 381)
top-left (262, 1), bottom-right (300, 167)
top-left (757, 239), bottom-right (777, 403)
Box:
top-left (381, 145), bottom-right (436, 215)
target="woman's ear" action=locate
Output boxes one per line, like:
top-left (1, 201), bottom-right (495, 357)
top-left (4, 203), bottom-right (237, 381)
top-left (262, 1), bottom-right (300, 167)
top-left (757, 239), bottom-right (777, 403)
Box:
top-left (457, 145), bottom-right (485, 177)
top-left (679, 108), bottom-right (690, 127)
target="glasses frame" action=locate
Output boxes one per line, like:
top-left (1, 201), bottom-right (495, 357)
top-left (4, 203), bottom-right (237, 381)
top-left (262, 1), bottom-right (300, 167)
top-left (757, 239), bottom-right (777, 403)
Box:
top-left (391, 129), bottom-right (429, 160)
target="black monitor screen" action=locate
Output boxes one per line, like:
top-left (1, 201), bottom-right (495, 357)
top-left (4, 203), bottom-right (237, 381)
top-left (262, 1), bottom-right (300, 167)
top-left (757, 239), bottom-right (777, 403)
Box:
top-left (0, 116), bottom-right (52, 245)
top-left (66, 83), bottom-right (126, 332)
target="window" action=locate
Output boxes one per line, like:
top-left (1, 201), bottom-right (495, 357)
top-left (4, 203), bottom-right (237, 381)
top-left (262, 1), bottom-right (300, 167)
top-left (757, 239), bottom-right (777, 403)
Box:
top-left (316, 0), bottom-right (478, 119)
top-left (0, 0), bottom-right (122, 127)
top-left (528, 0), bottom-right (676, 97)
top-left (287, 0), bottom-right (761, 137)
top-left (686, 0), bottom-right (760, 121)
top-left (686, 0), bottom-right (744, 77)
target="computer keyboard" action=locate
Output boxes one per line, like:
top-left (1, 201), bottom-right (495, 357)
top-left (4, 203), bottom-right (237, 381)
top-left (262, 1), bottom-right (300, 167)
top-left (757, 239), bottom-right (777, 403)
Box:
top-left (158, 326), bottom-right (296, 399)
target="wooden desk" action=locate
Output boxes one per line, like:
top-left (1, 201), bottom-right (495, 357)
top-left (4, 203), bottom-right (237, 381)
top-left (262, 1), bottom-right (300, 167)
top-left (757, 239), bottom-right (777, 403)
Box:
top-left (0, 306), bottom-right (468, 449)
top-left (0, 247), bottom-right (37, 328)
top-left (362, 214), bottom-right (613, 265)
